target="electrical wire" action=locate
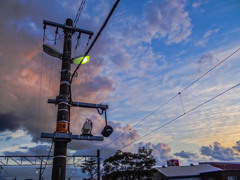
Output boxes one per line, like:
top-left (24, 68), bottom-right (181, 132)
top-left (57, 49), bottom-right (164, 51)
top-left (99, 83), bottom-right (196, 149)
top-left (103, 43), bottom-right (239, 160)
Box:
top-left (181, 48), bottom-right (240, 93)
top-left (41, 141), bottom-right (54, 178)
top-left (100, 47), bottom-right (240, 151)
top-left (37, 52), bottom-right (44, 147)
top-left (0, 166), bottom-right (15, 178)
top-left (102, 81), bottom-right (240, 161)
top-left (73, 34), bottom-right (88, 50)
top-left (44, 33), bottom-right (64, 42)
top-left (42, 57), bottom-right (54, 133)
top-left (73, 0), bottom-right (86, 28)
top-left (71, 0), bottom-right (121, 83)
top-left (69, 0), bottom-right (121, 126)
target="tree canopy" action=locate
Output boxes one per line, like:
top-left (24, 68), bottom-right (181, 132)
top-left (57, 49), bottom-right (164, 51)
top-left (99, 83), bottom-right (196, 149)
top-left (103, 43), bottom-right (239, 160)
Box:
top-left (103, 147), bottom-right (157, 180)
top-left (81, 157), bottom-right (97, 180)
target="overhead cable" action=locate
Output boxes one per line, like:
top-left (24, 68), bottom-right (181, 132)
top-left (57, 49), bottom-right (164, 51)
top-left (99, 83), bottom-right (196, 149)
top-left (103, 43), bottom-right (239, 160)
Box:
top-left (102, 81), bottom-right (240, 160)
top-left (73, 0), bottom-right (87, 28)
top-left (71, 0), bottom-right (121, 83)
top-left (100, 47), bottom-right (240, 151)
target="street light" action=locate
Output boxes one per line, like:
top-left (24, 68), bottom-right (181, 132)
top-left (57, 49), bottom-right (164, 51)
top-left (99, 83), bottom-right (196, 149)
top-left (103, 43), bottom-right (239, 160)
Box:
top-left (43, 43), bottom-right (90, 65)
top-left (72, 55), bottom-right (90, 64)
top-left (42, 44), bottom-right (62, 59)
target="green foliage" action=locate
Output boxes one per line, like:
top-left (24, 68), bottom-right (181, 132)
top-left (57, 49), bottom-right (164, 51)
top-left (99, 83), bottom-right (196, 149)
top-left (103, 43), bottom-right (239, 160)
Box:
top-left (81, 157), bottom-right (97, 180)
top-left (103, 147), bottom-right (157, 180)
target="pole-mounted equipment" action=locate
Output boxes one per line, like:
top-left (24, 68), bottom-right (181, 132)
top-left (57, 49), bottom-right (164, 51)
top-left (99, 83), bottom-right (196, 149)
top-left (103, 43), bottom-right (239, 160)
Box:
top-left (41, 18), bottom-right (113, 180)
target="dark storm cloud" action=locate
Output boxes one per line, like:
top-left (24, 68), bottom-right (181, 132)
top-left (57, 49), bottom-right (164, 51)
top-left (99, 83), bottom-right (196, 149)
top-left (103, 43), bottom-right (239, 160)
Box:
top-left (0, 113), bottom-right (22, 131)
top-left (174, 150), bottom-right (198, 159)
top-left (0, 0), bottom-right (116, 143)
top-left (3, 145), bottom-right (52, 156)
top-left (201, 142), bottom-right (239, 161)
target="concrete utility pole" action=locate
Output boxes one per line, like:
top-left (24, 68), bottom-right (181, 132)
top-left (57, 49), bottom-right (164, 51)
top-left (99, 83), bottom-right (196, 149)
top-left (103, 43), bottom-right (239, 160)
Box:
top-left (51, 18), bottom-right (73, 179)
top-left (97, 149), bottom-right (100, 180)
top-left (41, 18), bottom-right (110, 180)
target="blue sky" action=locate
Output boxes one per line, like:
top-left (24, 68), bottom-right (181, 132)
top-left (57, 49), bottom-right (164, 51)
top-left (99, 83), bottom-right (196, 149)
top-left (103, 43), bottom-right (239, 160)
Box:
top-left (0, 0), bottom-right (240, 179)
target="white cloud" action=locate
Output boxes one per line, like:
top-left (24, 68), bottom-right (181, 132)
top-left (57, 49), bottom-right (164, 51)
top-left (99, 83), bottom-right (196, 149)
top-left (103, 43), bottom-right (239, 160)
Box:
top-left (192, 2), bottom-right (201, 8)
top-left (201, 142), bottom-right (239, 161)
top-left (196, 28), bottom-right (220, 47)
top-left (203, 29), bottom-right (220, 38)
top-left (144, 0), bottom-right (192, 44)
top-left (134, 142), bottom-right (172, 165)
top-left (10, 129), bottom-right (27, 138)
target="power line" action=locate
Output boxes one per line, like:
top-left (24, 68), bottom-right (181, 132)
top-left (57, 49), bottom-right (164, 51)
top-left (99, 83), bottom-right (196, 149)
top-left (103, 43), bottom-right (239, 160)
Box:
top-left (71, 0), bottom-right (121, 83)
top-left (100, 47), bottom-right (240, 151)
top-left (181, 47), bottom-right (240, 93)
top-left (41, 141), bottom-right (54, 178)
top-left (43, 57), bottom-right (54, 133)
top-left (37, 52), bottom-right (44, 146)
top-left (69, 0), bottom-right (121, 125)
top-left (73, 0), bottom-right (86, 28)
top-left (102, 81), bottom-right (240, 160)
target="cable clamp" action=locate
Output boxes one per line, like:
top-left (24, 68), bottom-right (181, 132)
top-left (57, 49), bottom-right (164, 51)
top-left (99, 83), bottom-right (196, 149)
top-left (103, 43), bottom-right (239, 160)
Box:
top-left (58, 120), bottom-right (69, 123)
top-left (61, 69), bottom-right (71, 73)
top-left (61, 81), bottom-right (71, 86)
top-left (59, 102), bottom-right (71, 106)
top-left (54, 155), bottom-right (67, 158)
top-left (58, 108), bottom-right (69, 112)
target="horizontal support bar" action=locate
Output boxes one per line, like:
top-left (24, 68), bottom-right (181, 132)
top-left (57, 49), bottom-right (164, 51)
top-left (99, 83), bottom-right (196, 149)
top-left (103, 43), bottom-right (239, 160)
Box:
top-left (41, 132), bottom-right (104, 141)
top-left (48, 99), bottom-right (108, 110)
top-left (43, 20), bottom-right (94, 36)
top-left (72, 102), bottom-right (108, 110)
top-left (0, 155), bottom-right (97, 158)
top-left (48, 99), bottom-right (57, 104)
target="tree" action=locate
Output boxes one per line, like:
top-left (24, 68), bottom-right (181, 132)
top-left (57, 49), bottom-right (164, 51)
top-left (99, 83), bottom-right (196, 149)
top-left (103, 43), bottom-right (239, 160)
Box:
top-left (103, 147), bottom-right (157, 180)
top-left (81, 157), bottom-right (97, 180)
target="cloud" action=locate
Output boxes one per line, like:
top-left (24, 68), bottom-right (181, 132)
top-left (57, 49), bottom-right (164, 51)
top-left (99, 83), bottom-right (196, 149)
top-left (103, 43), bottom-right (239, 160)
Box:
top-left (3, 129), bottom-right (28, 141)
top-left (196, 28), bottom-right (220, 47)
top-left (232, 141), bottom-right (240, 152)
top-left (144, 0), bottom-right (192, 44)
top-left (71, 121), bottom-right (141, 157)
top-left (3, 144), bottom-right (52, 156)
top-left (196, 53), bottom-right (218, 73)
top-left (201, 142), bottom-right (239, 161)
top-left (174, 150), bottom-right (198, 159)
top-left (134, 142), bottom-right (172, 165)
top-left (0, 0), bottom-right (116, 143)
top-left (192, 1), bottom-right (202, 8)
top-left (203, 29), bottom-right (220, 39)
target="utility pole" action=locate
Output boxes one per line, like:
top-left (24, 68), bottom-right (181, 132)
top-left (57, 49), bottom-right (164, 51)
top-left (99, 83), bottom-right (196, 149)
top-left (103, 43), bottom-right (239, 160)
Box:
top-left (36, 159), bottom-right (44, 180)
top-left (51, 18), bottom-right (72, 180)
top-left (41, 18), bottom-right (111, 180)
top-left (97, 149), bottom-right (100, 180)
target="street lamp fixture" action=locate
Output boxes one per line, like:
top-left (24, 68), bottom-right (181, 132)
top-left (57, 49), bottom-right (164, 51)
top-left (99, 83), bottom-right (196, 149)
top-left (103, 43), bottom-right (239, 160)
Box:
top-left (42, 44), bottom-right (62, 59)
top-left (43, 43), bottom-right (90, 65)
top-left (72, 55), bottom-right (90, 64)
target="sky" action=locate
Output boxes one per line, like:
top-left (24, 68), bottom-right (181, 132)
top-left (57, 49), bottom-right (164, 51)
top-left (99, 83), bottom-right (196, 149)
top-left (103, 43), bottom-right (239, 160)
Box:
top-left (0, 0), bottom-right (240, 179)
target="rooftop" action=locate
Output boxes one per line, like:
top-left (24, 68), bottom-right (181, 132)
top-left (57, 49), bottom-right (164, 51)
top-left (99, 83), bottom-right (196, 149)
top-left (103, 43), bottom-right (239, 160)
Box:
top-left (155, 164), bottom-right (222, 177)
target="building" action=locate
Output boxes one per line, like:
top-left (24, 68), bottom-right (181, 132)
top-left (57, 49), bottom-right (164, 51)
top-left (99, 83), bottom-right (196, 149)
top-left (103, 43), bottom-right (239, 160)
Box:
top-left (153, 164), bottom-right (222, 180)
top-left (153, 162), bottom-right (240, 180)
top-left (199, 162), bottom-right (240, 171)
top-left (200, 162), bottom-right (240, 180)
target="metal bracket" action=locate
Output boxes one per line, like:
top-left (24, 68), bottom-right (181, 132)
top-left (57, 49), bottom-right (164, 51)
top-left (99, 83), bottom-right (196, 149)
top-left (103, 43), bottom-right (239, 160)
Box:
top-left (41, 132), bottom-right (104, 141)
top-left (48, 99), bottom-right (108, 110)
top-left (43, 20), bottom-right (94, 36)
